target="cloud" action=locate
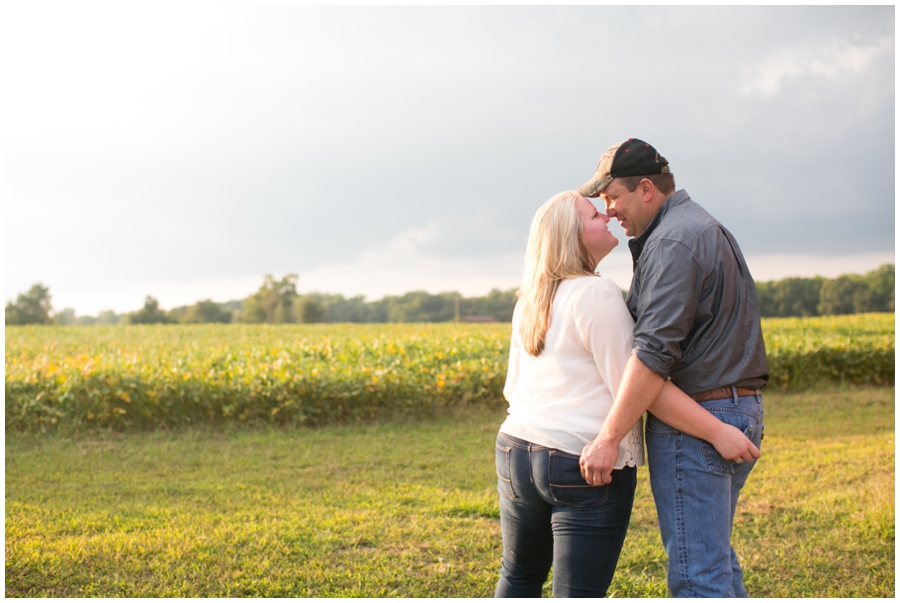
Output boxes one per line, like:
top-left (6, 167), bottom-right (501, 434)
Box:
top-left (4, 6), bottom-right (894, 314)
top-left (741, 35), bottom-right (893, 98)
top-left (297, 225), bottom-right (526, 300)
top-left (43, 275), bottom-right (266, 317)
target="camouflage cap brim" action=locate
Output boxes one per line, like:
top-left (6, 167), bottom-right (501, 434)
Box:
top-left (578, 138), bottom-right (669, 198)
top-left (578, 173), bottom-right (613, 198)
top-left (578, 142), bottom-right (621, 197)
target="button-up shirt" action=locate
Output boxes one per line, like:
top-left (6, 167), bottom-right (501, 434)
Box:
top-left (626, 189), bottom-right (768, 395)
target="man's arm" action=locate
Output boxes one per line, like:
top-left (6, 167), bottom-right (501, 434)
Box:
top-left (579, 236), bottom-right (708, 485)
top-left (580, 355), bottom-right (761, 486)
top-left (649, 382), bottom-right (760, 462)
top-left (580, 353), bottom-right (663, 485)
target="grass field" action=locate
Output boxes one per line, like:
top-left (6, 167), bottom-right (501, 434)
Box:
top-left (5, 385), bottom-right (894, 597)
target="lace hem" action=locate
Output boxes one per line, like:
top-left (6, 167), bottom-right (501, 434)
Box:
top-left (620, 415), bottom-right (645, 467)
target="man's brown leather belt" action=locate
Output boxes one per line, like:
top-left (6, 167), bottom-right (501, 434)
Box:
top-left (690, 387), bottom-right (758, 403)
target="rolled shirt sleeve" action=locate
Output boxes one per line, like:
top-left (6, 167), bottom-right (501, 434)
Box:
top-left (625, 190), bottom-right (769, 394)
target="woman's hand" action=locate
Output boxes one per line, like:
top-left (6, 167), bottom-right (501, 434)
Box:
top-left (709, 422), bottom-right (761, 464)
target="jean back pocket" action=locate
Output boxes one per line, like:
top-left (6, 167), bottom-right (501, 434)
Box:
top-left (699, 406), bottom-right (761, 476)
top-left (547, 450), bottom-right (609, 507)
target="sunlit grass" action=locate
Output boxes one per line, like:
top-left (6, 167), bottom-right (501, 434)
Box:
top-left (5, 386), bottom-right (894, 597)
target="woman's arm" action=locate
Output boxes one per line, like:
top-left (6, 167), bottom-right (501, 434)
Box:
top-left (502, 304), bottom-right (522, 402)
top-left (649, 381), bottom-right (760, 463)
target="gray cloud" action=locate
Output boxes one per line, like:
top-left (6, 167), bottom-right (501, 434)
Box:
top-left (6, 6), bottom-right (894, 311)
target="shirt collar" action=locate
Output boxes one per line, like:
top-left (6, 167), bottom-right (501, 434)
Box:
top-left (627, 189), bottom-right (690, 270)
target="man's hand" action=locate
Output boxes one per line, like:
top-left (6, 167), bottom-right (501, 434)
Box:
top-left (579, 436), bottom-right (619, 486)
top-left (710, 423), bottom-right (761, 464)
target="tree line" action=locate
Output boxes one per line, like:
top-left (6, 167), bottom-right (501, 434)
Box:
top-left (755, 263), bottom-right (893, 317)
top-left (4, 275), bottom-right (518, 326)
top-left (5, 264), bottom-right (894, 326)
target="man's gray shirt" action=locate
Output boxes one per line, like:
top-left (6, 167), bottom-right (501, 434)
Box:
top-left (626, 189), bottom-right (768, 395)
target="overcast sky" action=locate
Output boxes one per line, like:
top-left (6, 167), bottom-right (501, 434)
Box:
top-left (6, 5), bottom-right (895, 316)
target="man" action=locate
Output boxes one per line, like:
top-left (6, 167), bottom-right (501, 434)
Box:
top-left (577, 138), bottom-right (768, 597)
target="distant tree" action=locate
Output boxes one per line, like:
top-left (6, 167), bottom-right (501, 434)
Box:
top-left (755, 281), bottom-right (776, 317)
top-left (94, 310), bottom-right (122, 325)
top-left (387, 291), bottom-right (455, 323)
top-left (818, 276), bottom-right (864, 316)
top-left (165, 305), bottom-right (190, 323)
top-left (771, 277), bottom-right (823, 317)
top-left (292, 293), bottom-right (374, 323)
top-left (367, 297), bottom-right (391, 323)
top-left (323, 294), bottom-right (369, 323)
top-left (241, 274), bottom-right (298, 323)
top-left (75, 314), bottom-right (98, 326)
top-left (859, 264), bottom-right (895, 312)
top-left (220, 299), bottom-right (244, 322)
top-left (54, 308), bottom-right (78, 325)
top-left (462, 288), bottom-right (517, 322)
top-left (283, 288), bottom-right (519, 324)
top-left (128, 296), bottom-right (173, 324)
top-left (297, 297), bottom-right (326, 323)
top-left (5, 283), bottom-right (53, 325)
top-left (182, 300), bottom-right (232, 324)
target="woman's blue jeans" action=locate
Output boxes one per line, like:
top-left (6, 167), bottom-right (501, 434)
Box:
top-left (646, 390), bottom-right (764, 597)
top-left (494, 432), bottom-right (636, 598)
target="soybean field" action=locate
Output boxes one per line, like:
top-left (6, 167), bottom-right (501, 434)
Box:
top-left (5, 313), bottom-right (894, 431)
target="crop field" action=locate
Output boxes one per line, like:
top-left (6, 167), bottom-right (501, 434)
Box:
top-left (5, 313), bottom-right (894, 431)
top-left (5, 386), bottom-right (894, 597)
top-left (762, 313), bottom-right (895, 389)
top-left (5, 314), bottom-right (895, 596)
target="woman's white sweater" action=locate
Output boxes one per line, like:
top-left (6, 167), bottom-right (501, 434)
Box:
top-left (500, 275), bottom-right (644, 467)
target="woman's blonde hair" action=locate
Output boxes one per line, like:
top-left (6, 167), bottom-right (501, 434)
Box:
top-left (518, 191), bottom-right (596, 356)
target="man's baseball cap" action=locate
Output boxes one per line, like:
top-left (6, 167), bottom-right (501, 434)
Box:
top-left (578, 138), bottom-right (670, 197)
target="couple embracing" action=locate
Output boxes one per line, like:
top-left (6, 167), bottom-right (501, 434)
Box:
top-left (495, 139), bottom-right (768, 598)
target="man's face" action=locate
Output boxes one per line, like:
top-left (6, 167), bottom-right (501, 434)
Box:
top-left (599, 178), bottom-right (647, 238)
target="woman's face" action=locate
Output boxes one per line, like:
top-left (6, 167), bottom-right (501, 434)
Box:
top-left (576, 194), bottom-right (618, 266)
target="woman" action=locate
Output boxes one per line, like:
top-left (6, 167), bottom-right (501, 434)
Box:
top-left (495, 191), bottom-right (759, 598)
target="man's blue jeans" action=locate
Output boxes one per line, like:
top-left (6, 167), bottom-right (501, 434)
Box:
top-left (646, 389), bottom-right (764, 597)
top-left (494, 432), bottom-right (636, 598)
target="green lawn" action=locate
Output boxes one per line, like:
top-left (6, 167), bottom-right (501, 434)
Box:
top-left (5, 386), bottom-right (894, 597)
